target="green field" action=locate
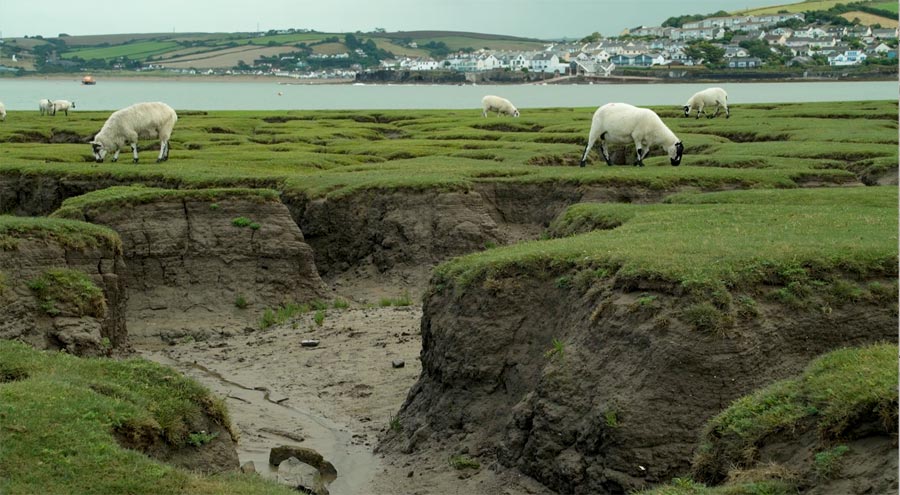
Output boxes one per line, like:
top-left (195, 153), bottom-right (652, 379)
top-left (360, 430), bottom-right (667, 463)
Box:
top-left (871, 0), bottom-right (899, 13)
top-left (737, 0), bottom-right (880, 15)
top-left (61, 40), bottom-right (182, 61)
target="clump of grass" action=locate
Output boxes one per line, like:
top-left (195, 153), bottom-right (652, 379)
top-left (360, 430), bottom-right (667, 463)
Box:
top-left (27, 268), bottom-right (107, 318)
top-left (379, 291), bottom-right (412, 307)
top-left (309, 300), bottom-right (329, 311)
top-left (681, 302), bottom-right (733, 334)
top-left (332, 298), bottom-right (349, 309)
top-left (0, 215), bottom-right (121, 254)
top-left (604, 409), bottom-right (619, 428)
top-left (259, 302), bottom-right (310, 329)
top-left (313, 310), bottom-right (326, 326)
top-left (389, 414), bottom-right (403, 433)
top-left (813, 445), bottom-right (850, 479)
top-left (735, 295), bottom-right (759, 319)
top-left (693, 344), bottom-right (898, 482)
top-left (231, 217), bottom-right (260, 230)
top-left (545, 338), bottom-right (565, 361)
top-left (448, 454), bottom-right (480, 470)
top-left (0, 340), bottom-right (296, 494)
top-left (555, 276), bottom-right (572, 289)
top-left (187, 430), bottom-right (219, 448)
top-left (234, 295), bottom-right (248, 309)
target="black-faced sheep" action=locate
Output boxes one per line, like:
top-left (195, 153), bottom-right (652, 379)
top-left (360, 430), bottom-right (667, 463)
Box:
top-left (481, 95), bottom-right (520, 117)
top-left (683, 87), bottom-right (729, 119)
top-left (580, 102), bottom-right (683, 167)
top-left (90, 102), bottom-right (178, 163)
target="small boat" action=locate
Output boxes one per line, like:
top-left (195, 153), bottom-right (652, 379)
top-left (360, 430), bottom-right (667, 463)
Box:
top-left (82, 76), bottom-right (96, 85)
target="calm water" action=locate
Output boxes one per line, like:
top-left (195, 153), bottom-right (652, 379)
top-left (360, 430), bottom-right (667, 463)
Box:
top-left (0, 78), bottom-right (896, 111)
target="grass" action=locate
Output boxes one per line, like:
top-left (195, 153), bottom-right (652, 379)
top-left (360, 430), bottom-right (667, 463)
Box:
top-left (27, 268), bottom-right (107, 317)
top-left (379, 291), bottom-right (413, 307)
top-left (635, 477), bottom-right (795, 495)
top-left (0, 215), bottom-right (122, 253)
top-left (259, 302), bottom-right (310, 329)
top-left (448, 454), bottom-right (481, 470)
top-left (436, 187), bottom-right (898, 300)
top-left (693, 343), bottom-right (898, 480)
top-left (0, 340), bottom-right (295, 495)
top-left (813, 445), bottom-right (850, 479)
top-left (51, 186), bottom-right (280, 221)
top-left (0, 101), bottom-right (894, 202)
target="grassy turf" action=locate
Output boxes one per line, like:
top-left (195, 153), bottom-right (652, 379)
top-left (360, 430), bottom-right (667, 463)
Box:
top-left (0, 215), bottom-right (122, 253)
top-left (0, 101), bottom-right (894, 200)
top-left (692, 343), bottom-right (898, 480)
top-left (0, 340), bottom-right (296, 495)
top-left (51, 185), bottom-right (281, 220)
top-left (61, 41), bottom-right (182, 61)
top-left (437, 186), bottom-right (898, 295)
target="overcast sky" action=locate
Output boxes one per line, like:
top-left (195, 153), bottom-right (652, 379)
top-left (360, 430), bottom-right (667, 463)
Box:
top-left (2, 0), bottom-right (797, 40)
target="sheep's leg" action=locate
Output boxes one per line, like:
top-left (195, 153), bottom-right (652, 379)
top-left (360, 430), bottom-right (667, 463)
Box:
top-left (600, 140), bottom-right (613, 166)
top-left (131, 143), bottom-right (140, 163)
top-left (158, 140), bottom-right (169, 162)
top-left (579, 134), bottom-right (596, 167)
top-left (696, 104), bottom-right (704, 119)
top-left (724, 105), bottom-right (730, 119)
top-left (112, 149), bottom-right (120, 162)
top-left (710, 103), bottom-right (721, 118)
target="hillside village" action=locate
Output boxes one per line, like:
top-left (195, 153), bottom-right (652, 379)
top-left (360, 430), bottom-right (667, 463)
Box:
top-left (0, 7), bottom-right (896, 81)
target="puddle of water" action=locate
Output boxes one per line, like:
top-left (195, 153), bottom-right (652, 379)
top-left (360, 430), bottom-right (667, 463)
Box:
top-left (141, 351), bottom-right (380, 495)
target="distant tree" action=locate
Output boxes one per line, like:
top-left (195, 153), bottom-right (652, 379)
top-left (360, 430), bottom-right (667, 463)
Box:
top-left (685, 40), bottom-right (725, 65)
top-left (739, 39), bottom-right (775, 60)
top-left (580, 31), bottom-right (603, 43)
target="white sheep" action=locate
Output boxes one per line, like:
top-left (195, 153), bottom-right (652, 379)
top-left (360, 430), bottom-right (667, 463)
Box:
top-left (50, 100), bottom-right (75, 116)
top-left (0, 102), bottom-right (5, 122)
top-left (683, 87), bottom-right (729, 119)
top-left (39, 98), bottom-right (54, 116)
top-left (90, 102), bottom-right (178, 163)
top-left (481, 95), bottom-right (520, 118)
top-left (579, 102), bottom-right (683, 167)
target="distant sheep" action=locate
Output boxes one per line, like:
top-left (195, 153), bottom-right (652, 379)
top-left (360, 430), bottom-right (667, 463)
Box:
top-left (39, 98), bottom-right (54, 116)
top-left (481, 95), bottom-right (520, 118)
top-left (683, 87), bottom-right (729, 119)
top-left (90, 102), bottom-right (178, 163)
top-left (580, 102), bottom-right (683, 167)
top-left (0, 102), bottom-right (5, 122)
top-left (50, 100), bottom-right (75, 116)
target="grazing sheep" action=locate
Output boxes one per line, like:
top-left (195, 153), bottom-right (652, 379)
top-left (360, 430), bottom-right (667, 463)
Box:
top-left (90, 102), bottom-right (178, 163)
top-left (683, 87), bottom-right (729, 119)
top-left (0, 102), bottom-right (5, 122)
top-left (481, 95), bottom-right (520, 118)
top-left (50, 100), bottom-right (75, 116)
top-left (579, 102), bottom-right (683, 167)
top-left (39, 98), bottom-right (54, 116)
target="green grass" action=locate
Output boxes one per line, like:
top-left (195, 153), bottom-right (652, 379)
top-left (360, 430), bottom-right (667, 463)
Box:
top-left (0, 101), bottom-right (894, 202)
top-left (694, 343), bottom-right (898, 480)
top-left (870, 1), bottom-right (898, 14)
top-left (0, 340), bottom-right (296, 495)
top-left (437, 187), bottom-right (898, 298)
top-left (61, 40), bottom-right (182, 61)
top-left (737, 0), bottom-right (863, 15)
top-left (448, 454), bottom-right (481, 470)
top-left (51, 186), bottom-right (280, 220)
top-left (27, 268), bottom-right (107, 317)
top-left (0, 215), bottom-right (121, 253)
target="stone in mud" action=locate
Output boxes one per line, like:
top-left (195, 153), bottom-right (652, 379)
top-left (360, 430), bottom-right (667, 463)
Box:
top-left (392, 360), bottom-right (405, 369)
top-left (301, 339), bottom-right (320, 347)
top-left (241, 461), bottom-right (256, 474)
top-left (277, 457), bottom-right (325, 494)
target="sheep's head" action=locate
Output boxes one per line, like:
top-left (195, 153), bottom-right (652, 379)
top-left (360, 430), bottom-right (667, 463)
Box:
top-left (682, 105), bottom-right (690, 117)
top-left (513, 109), bottom-right (520, 118)
top-left (90, 140), bottom-right (108, 162)
top-left (669, 141), bottom-right (684, 166)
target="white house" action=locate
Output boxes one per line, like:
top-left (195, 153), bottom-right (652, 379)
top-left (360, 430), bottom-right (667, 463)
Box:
top-left (828, 50), bottom-right (867, 66)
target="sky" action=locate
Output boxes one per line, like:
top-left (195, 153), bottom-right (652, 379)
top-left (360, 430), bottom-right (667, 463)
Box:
top-left (1, 0), bottom-right (797, 40)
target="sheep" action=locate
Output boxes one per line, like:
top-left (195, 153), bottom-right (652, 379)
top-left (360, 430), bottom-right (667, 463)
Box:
top-left (90, 102), bottom-right (178, 164)
top-left (481, 95), bottom-right (520, 118)
top-left (50, 100), bottom-right (75, 116)
top-left (683, 87), bottom-right (729, 119)
top-left (0, 102), bottom-right (5, 122)
top-left (39, 98), bottom-right (54, 116)
top-left (579, 102), bottom-right (683, 168)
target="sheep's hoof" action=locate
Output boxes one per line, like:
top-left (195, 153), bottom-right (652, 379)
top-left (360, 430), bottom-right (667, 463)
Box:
top-left (111, 158), bottom-right (118, 163)
top-left (133, 158), bottom-right (139, 164)
top-left (579, 161), bottom-right (586, 168)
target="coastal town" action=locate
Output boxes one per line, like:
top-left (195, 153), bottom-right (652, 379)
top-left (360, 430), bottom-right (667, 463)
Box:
top-left (0, 7), bottom-right (897, 81)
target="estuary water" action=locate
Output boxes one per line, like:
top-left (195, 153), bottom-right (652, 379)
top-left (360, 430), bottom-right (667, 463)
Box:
top-left (0, 78), bottom-right (895, 111)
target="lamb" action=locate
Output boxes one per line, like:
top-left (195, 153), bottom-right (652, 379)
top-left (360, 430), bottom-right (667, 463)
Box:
top-left (50, 100), bottom-right (75, 116)
top-left (579, 102), bottom-right (683, 167)
top-left (683, 87), bottom-right (729, 119)
top-left (39, 98), bottom-right (54, 116)
top-left (90, 102), bottom-right (178, 163)
top-left (0, 102), bottom-right (5, 122)
top-left (481, 95), bottom-right (520, 118)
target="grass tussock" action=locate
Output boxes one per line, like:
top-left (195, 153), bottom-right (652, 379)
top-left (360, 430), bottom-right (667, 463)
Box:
top-left (0, 215), bottom-right (122, 253)
top-left (27, 268), bottom-right (107, 318)
top-left (693, 343), bottom-right (898, 482)
top-left (0, 340), bottom-right (295, 495)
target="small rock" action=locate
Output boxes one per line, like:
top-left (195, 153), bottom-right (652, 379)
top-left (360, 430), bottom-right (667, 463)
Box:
top-left (391, 360), bottom-right (405, 369)
top-left (268, 392), bottom-right (289, 404)
top-left (301, 339), bottom-right (320, 347)
top-left (241, 461), bottom-right (256, 474)
top-left (407, 470), bottom-right (414, 478)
